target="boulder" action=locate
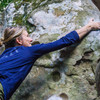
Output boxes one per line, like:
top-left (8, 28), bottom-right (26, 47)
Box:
top-left (0, 0), bottom-right (100, 100)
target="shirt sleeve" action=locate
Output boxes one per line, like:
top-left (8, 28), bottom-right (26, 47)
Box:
top-left (27, 31), bottom-right (79, 58)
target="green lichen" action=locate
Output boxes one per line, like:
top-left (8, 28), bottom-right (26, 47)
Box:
top-left (14, 1), bottom-right (23, 10)
top-left (68, 76), bottom-right (90, 100)
top-left (75, 10), bottom-right (90, 27)
top-left (39, 33), bottom-right (60, 43)
top-left (13, 11), bottom-right (34, 33)
top-left (1, 0), bottom-right (64, 33)
top-left (13, 14), bottom-right (24, 25)
top-left (13, 16), bottom-right (35, 33)
top-left (31, 0), bottom-right (64, 9)
top-left (54, 7), bottom-right (66, 16)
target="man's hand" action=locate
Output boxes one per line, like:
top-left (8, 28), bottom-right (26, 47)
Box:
top-left (76, 18), bottom-right (100, 39)
top-left (87, 18), bottom-right (100, 30)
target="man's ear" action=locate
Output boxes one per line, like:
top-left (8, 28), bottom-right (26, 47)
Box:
top-left (16, 37), bottom-right (22, 45)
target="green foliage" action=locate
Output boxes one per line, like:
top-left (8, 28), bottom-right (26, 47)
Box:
top-left (0, 0), bottom-right (13, 11)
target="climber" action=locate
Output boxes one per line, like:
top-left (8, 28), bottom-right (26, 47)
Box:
top-left (0, 19), bottom-right (100, 100)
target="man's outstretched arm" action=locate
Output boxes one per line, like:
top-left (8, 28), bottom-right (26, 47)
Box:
top-left (28, 19), bottom-right (100, 57)
top-left (76, 19), bottom-right (100, 39)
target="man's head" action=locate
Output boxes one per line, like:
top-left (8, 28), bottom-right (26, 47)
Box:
top-left (16, 29), bottom-right (32, 47)
top-left (0, 27), bottom-right (32, 49)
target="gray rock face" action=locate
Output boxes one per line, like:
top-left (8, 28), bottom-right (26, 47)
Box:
top-left (0, 0), bottom-right (100, 100)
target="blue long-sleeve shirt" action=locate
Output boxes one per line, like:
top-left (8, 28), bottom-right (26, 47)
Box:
top-left (0, 31), bottom-right (79, 100)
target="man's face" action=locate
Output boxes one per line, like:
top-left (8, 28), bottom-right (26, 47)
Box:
top-left (20, 30), bottom-right (33, 47)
